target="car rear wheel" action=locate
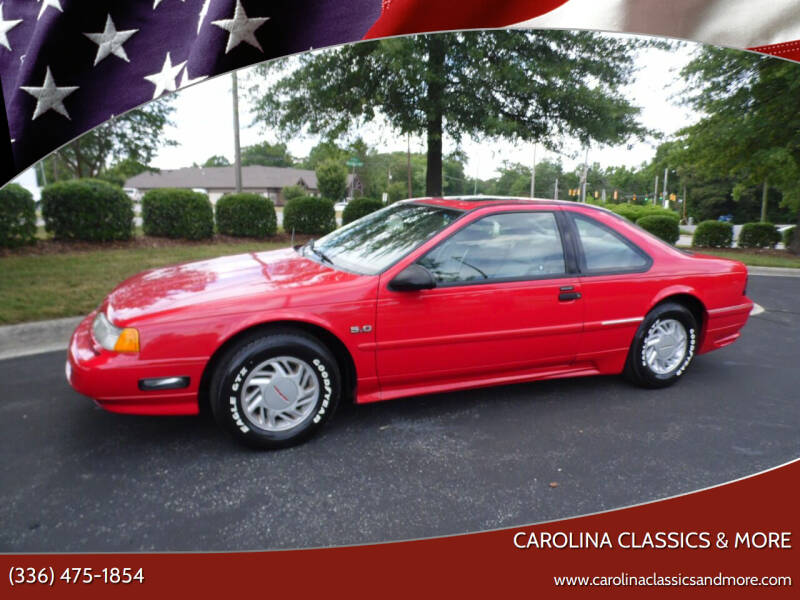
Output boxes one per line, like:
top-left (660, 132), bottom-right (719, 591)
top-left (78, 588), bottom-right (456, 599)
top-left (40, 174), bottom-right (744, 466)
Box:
top-left (210, 329), bottom-right (340, 449)
top-left (624, 302), bottom-right (698, 388)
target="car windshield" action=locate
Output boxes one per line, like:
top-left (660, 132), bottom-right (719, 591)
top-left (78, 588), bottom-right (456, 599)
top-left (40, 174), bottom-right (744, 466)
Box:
top-left (308, 203), bottom-right (462, 275)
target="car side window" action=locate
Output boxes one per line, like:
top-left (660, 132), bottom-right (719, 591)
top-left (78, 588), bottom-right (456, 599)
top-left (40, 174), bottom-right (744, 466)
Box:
top-left (572, 214), bottom-right (649, 273)
top-left (418, 212), bottom-right (566, 284)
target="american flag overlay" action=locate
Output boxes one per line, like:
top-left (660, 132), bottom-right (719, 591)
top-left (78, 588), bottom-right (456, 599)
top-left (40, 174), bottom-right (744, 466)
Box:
top-left (1, 0), bottom-right (799, 186)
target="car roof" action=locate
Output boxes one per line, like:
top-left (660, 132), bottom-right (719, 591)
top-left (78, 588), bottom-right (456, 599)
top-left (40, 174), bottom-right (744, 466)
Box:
top-left (407, 195), bottom-right (606, 212)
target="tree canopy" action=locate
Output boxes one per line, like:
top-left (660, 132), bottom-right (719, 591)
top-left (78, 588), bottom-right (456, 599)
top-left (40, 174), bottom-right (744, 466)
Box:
top-left (678, 46), bottom-right (800, 245)
top-left (251, 30), bottom-right (657, 196)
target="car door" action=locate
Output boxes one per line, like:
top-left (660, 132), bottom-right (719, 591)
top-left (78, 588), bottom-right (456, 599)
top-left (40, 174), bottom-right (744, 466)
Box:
top-left (564, 210), bottom-right (655, 370)
top-left (374, 208), bottom-right (584, 396)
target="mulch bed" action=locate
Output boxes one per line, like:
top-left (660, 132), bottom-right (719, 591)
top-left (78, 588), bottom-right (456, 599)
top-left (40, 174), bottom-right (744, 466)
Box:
top-left (0, 233), bottom-right (313, 258)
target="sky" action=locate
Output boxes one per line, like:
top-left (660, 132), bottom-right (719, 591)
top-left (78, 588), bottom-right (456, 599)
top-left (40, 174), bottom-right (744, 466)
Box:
top-left (151, 32), bottom-right (700, 181)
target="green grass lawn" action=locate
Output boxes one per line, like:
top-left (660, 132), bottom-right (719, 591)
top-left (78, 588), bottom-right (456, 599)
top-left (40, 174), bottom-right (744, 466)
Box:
top-left (681, 247), bottom-right (800, 268)
top-left (0, 240), bottom-right (289, 325)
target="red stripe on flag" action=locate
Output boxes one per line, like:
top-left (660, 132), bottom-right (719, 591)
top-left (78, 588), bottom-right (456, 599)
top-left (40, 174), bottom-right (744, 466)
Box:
top-left (365, 0), bottom-right (569, 38)
top-left (750, 40), bottom-right (800, 63)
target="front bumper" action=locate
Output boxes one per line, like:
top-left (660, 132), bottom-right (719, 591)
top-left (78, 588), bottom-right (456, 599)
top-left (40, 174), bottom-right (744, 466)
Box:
top-left (66, 312), bottom-right (203, 415)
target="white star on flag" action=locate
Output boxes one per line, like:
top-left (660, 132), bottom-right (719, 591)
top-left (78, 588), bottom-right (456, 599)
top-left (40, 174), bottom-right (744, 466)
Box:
top-left (20, 66), bottom-right (79, 120)
top-left (84, 15), bottom-right (138, 66)
top-left (153, 0), bottom-right (186, 9)
top-left (212, 0), bottom-right (269, 53)
top-left (178, 66), bottom-right (208, 89)
top-left (144, 52), bottom-right (186, 98)
top-left (0, 3), bottom-right (23, 52)
top-left (37, 0), bottom-right (62, 20)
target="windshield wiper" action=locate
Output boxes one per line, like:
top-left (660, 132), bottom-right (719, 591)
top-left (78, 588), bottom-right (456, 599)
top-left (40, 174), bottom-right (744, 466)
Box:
top-left (307, 240), bottom-right (334, 265)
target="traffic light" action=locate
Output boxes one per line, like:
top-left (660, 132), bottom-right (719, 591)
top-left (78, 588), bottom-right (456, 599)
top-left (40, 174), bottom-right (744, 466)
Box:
top-left (632, 194), bottom-right (637, 202)
top-left (594, 191), bottom-right (599, 199)
top-left (669, 193), bottom-right (677, 202)
top-left (613, 190), bottom-right (618, 201)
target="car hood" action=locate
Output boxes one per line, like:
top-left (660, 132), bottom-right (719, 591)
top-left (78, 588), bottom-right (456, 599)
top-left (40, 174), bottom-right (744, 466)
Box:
top-left (106, 247), bottom-right (365, 325)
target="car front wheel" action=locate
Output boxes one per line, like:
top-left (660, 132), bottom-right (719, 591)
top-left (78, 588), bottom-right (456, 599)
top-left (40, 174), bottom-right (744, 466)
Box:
top-left (624, 302), bottom-right (698, 388)
top-left (210, 329), bottom-right (341, 449)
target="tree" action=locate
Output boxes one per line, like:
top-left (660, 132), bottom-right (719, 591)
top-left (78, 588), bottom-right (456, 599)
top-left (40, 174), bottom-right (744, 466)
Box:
top-left (40, 99), bottom-right (174, 181)
top-left (98, 158), bottom-right (155, 188)
top-left (240, 141), bottom-right (295, 167)
top-left (315, 159), bottom-right (347, 201)
top-left (679, 46), bottom-right (800, 250)
top-left (203, 155), bottom-right (231, 167)
top-left (252, 31), bottom-right (657, 196)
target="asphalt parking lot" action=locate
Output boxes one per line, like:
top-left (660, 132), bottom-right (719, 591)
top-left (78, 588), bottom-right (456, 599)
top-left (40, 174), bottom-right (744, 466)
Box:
top-left (1, 275), bottom-right (798, 552)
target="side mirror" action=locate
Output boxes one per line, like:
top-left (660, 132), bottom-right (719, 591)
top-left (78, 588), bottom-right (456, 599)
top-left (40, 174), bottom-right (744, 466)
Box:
top-left (389, 264), bottom-right (436, 291)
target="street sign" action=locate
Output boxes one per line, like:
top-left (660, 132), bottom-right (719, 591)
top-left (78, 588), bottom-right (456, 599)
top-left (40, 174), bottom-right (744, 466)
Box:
top-left (346, 157), bottom-right (364, 168)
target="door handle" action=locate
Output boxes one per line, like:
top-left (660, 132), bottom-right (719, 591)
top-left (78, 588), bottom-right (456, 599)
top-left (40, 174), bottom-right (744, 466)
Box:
top-left (558, 291), bottom-right (581, 301)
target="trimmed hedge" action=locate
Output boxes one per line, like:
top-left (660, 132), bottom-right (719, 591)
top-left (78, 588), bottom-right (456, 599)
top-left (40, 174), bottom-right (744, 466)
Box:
top-left (783, 226), bottom-right (796, 248)
top-left (609, 203), bottom-right (678, 222)
top-left (142, 189), bottom-right (213, 240)
top-left (636, 215), bottom-right (680, 244)
top-left (0, 183), bottom-right (36, 248)
top-left (738, 222), bottom-right (780, 249)
top-left (216, 193), bottom-right (277, 238)
top-left (342, 197), bottom-right (384, 225)
top-left (692, 220), bottom-right (733, 248)
top-left (41, 179), bottom-right (133, 242)
top-left (283, 196), bottom-right (336, 235)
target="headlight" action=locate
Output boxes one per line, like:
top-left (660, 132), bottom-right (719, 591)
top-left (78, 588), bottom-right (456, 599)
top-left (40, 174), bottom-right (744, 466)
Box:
top-left (92, 312), bottom-right (140, 353)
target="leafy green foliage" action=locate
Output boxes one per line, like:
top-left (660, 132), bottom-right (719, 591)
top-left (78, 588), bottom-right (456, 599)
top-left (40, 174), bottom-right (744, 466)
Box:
top-left (636, 215), bottom-right (680, 244)
top-left (692, 221), bottom-right (733, 248)
top-left (605, 203), bottom-right (678, 222)
top-left (315, 160), bottom-right (347, 201)
top-left (282, 185), bottom-right (306, 202)
top-left (142, 189), bottom-right (213, 240)
top-left (342, 198), bottom-right (384, 225)
top-left (38, 99), bottom-right (174, 181)
top-left (241, 141), bottom-right (295, 167)
top-left (253, 31), bottom-right (655, 195)
top-left (738, 223), bottom-right (781, 249)
top-left (41, 179), bottom-right (133, 242)
top-left (203, 155), bottom-right (231, 167)
top-left (283, 196), bottom-right (336, 235)
top-left (216, 193), bottom-right (277, 238)
top-left (783, 226), bottom-right (796, 248)
top-left (0, 184), bottom-right (36, 248)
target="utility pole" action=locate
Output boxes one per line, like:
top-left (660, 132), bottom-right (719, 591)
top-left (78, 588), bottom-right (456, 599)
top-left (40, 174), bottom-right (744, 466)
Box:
top-left (554, 177), bottom-right (559, 200)
top-left (530, 143), bottom-right (536, 198)
top-left (662, 168), bottom-right (669, 209)
top-left (580, 147), bottom-right (589, 203)
top-left (683, 184), bottom-right (688, 222)
top-left (760, 180), bottom-right (768, 222)
top-left (406, 134), bottom-right (412, 199)
top-left (231, 71), bottom-right (242, 193)
top-left (473, 162), bottom-right (478, 195)
top-left (653, 175), bottom-right (658, 206)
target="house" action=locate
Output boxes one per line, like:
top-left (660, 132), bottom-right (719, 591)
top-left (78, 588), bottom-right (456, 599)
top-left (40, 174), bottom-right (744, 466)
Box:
top-left (124, 165), bottom-right (363, 206)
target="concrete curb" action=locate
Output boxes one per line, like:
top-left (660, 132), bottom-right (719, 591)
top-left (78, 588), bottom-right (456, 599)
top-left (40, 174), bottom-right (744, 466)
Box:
top-left (0, 316), bottom-right (82, 361)
top-left (0, 264), bottom-right (795, 361)
top-left (748, 266), bottom-right (800, 278)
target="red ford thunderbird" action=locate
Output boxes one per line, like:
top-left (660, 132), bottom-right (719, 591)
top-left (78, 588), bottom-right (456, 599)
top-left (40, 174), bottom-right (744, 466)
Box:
top-left (66, 198), bottom-right (753, 448)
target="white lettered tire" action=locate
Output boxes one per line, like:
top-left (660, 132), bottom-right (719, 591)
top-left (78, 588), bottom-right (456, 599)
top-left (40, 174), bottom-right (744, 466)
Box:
top-left (624, 302), bottom-right (698, 388)
top-left (210, 328), bottom-right (341, 448)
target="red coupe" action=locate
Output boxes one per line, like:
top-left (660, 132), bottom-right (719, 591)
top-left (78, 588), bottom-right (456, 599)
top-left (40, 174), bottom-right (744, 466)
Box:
top-left (67, 198), bottom-right (753, 448)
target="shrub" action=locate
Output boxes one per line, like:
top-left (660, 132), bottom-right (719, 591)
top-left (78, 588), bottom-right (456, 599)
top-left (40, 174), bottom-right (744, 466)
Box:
top-left (783, 226), bottom-right (796, 248)
top-left (692, 220), bottom-right (733, 248)
top-left (0, 183), bottom-right (36, 248)
top-left (41, 179), bottom-right (133, 242)
top-left (283, 196), bottom-right (336, 235)
top-left (342, 197), bottom-right (384, 225)
top-left (636, 215), bottom-right (680, 244)
top-left (315, 160), bottom-right (348, 201)
top-left (610, 202), bottom-right (678, 222)
top-left (142, 189), bottom-right (213, 240)
top-left (738, 222), bottom-right (780, 249)
top-left (216, 193), bottom-right (277, 238)
top-left (282, 185), bottom-right (306, 203)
